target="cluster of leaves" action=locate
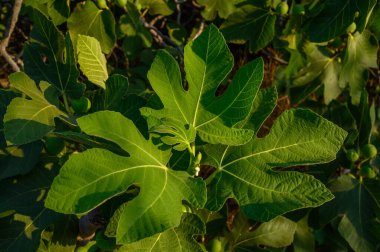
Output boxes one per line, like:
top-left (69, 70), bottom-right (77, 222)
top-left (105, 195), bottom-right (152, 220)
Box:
top-left (0, 0), bottom-right (379, 251)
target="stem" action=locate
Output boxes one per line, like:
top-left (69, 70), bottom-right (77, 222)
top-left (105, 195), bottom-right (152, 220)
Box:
top-left (141, 17), bottom-right (184, 57)
top-left (308, 0), bottom-right (319, 10)
top-left (204, 171), bottom-right (217, 185)
top-left (189, 143), bottom-right (196, 157)
top-left (62, 93), bottom-right (72, 115)
top-left (0, 0), bottom-right (23, 72)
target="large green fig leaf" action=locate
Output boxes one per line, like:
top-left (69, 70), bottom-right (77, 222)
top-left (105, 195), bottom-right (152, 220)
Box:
top-left (24, 10), bottom-right (84, 99)
top-left (220, 4), bottom-right (276, 53)
top-left (307, 0), bottom-right (377, 42)
top-left (204, 109), bottom-right (347, 221)
top-left (68, 1), bottom-right (116, 54)
top-left (142, 25), bottom-right (263, 146)
top-left (319, 175), bottom-right (380, 252)
top-left (4, 72), bottom-right (66, 145)
top-left (77, 35), bottom-right (108, 89)
top-left (45, 111), bottom-right (206, 244)
top-left (338, 30), bottom-right (378, 105)
top-left (117, 213), bottom-right (205, 251)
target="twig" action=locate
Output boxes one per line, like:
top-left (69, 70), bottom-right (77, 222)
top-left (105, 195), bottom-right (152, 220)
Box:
top-left (149, 15), bottom-right (164, 26)
top-left (192, 0), bottom-right (202, 8)
top-left (0, 0), bottom-right (23, 72)
top-left (262, 49), bottom-right (288, 65)
top-left (176, 3), bottom-right (181, 24)
top-left (175, 0), bottom-right (186, 24)
top-left (141, 18), bottom-right (184, 57)
top-left (193, 20), bottom-right (205, 41)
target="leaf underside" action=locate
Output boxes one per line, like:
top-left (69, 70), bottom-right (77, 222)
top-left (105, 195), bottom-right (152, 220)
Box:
top-left (205, 109), bottom-right (347, 221)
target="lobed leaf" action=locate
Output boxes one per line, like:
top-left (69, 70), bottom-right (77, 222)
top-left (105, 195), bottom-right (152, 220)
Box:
top-left (45, 111), bottom-right (206, 244)
top-left (143, 25), bottom-right (263, 146)
top-left (205, 109), bottom-right (347, 221)
top-left (338, 30), bottom-right (378, 105)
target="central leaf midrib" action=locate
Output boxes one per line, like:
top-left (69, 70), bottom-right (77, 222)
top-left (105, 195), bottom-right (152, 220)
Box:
top-left (121, 169), bottom-right (169, 236)
top-left (86, 10), bottom-right (102, 36)
top-left (222, 168), bottom-right (299, 195)
top-left (6, 209), bottom-right (46, 250)
top-left (106, 131), bottom-right (166, 166)
top-left (8, 101), bottom-right (58, 141)
top-left (221, 138), bottom-right (327, 169)
top-left (57, 164), bottom-right (165, 200)
top-left (150, 233), bottom-right (162, 250)
top-left (38, 16), bottom-right (65, 92)
top-left (192, 30), bottom-right (211, 126)
top-left (79, 37), bottom-right (107, 78)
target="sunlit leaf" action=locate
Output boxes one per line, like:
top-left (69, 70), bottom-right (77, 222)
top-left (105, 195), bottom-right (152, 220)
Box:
top-left (205, 109), bottom-right (347, 221)
top-left (4, 73), bottom-right (65, 145)
top-left (77, 35), bottom-right (108, 89)
top-left (142, 25), bottom-right (263, 146)
top-left (45, 111), bottom-right (206, 244)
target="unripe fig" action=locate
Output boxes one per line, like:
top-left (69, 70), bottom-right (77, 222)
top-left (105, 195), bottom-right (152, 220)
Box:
top-left (360, 165), bottom-right (377, 178)
top-left (45, 137), bottom-right (65, 155)
top-left (346, 22), bottom-right (356, 34)
top-left (346, 149), bottom-right (359, 162)
top-left (276, 2), bottom-right (289, 15)
top-left (71, 96), bottom-right (91, 114)
top-left (361, 144), bottom-right (377, 159)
